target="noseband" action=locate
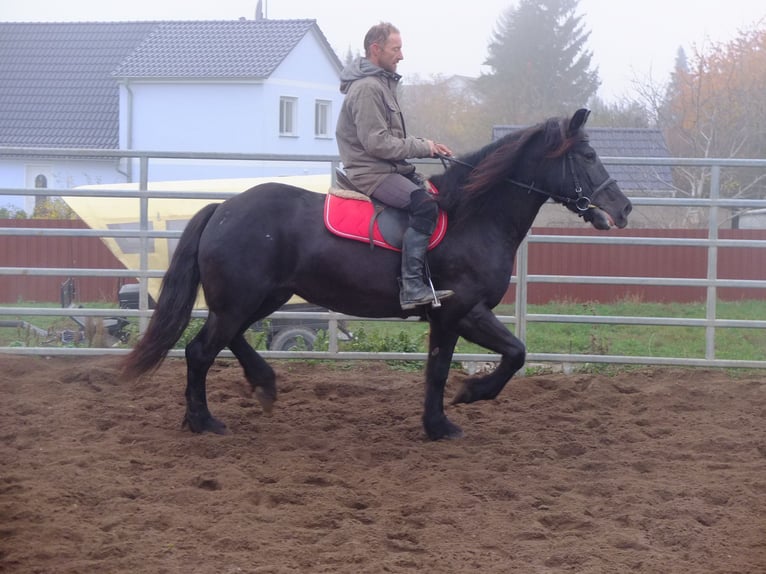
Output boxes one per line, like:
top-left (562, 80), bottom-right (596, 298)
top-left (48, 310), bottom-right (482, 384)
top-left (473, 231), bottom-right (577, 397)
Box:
top-left (564, 152), bottom-right (615, 213)
top-left (438, 152), bottom-right (615, 214)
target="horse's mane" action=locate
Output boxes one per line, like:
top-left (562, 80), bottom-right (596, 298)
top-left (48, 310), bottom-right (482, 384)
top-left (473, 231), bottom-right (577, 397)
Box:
top-left (432, 116), bottom-right (577, 222)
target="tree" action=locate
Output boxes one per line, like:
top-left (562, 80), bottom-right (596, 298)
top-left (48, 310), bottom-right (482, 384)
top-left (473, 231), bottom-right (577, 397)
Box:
top-left (477, 0), bottom-right (599, 124)
top-left (343, 46), bottom-right (359, 67)
top-left (31, 197), bottom-right (76, 219)
top-left (587, 96), bottom-right (650, 128)
top-left (0, 205), bottom-right (28, 219)
top-left (400, 75), bottom-right (491, 155)
top-left (663, 26), bottom-right (766, 201)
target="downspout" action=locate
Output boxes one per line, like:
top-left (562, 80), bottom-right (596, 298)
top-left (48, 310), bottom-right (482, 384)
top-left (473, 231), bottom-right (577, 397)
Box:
top-left (116, 81), bottom-right (134, 182)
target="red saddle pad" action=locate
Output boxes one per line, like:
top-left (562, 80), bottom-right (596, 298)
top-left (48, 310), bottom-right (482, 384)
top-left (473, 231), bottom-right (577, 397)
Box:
top-left (323, 192), bottom-right (447, 252)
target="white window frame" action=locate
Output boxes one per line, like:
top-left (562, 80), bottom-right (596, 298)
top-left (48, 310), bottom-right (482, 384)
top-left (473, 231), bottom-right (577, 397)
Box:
top-left (279, 96), bottom-right (298, 136)
top-left (314, 99), bottom-right (332, 138)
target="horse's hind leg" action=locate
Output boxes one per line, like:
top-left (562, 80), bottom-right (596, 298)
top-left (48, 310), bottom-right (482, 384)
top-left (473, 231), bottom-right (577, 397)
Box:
top-left (228, 334), bottom-right (277, 413)
top-left (183, 314), bottom-right (237, 434)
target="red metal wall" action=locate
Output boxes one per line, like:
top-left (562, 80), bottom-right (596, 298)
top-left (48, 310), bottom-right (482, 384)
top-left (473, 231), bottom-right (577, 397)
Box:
top-left (503, 227), bottom-right (766, 304)
top-left (0, 219), bottom-right (128, 304)
top-left (1, 221), bottom-right (765, 305)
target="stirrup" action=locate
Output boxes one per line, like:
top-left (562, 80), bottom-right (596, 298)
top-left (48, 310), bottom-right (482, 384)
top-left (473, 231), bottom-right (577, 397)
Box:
top-left (399, 285), bottom-right (454, 310)
top-left (433, 289), bottom-right (454, 307)
top-left (422, 257), bottom-right (453, 308)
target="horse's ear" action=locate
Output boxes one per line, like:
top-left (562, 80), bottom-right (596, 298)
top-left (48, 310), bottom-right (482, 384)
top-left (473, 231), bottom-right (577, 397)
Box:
top-left (568, 108), bottom-right (591, 135)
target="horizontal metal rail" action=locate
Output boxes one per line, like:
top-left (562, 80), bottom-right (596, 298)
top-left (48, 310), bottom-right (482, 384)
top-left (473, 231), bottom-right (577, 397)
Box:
top-left (2, 345), bottom-right (764, 371)
top-left (3, 306), bottom-right (765, 330)
top-left (4, 226), bottom-right (766, 252)
top-left (2, 267), bottom-right (764, 291)
top-left (528, 275), bottom-right (766, 288)
top-left (0, 267), bottom-right (164, 279)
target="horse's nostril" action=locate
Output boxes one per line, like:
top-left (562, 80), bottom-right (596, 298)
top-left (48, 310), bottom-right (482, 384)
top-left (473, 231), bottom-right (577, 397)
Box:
top-left (624, 203), bottom-right (633, 216)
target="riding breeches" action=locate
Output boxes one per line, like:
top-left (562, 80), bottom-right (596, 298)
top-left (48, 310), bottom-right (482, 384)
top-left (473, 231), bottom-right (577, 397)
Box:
top-left (371, 173), bottom-right (438, 235)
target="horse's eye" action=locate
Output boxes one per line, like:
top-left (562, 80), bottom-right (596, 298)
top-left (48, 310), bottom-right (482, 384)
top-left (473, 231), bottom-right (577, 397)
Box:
top-left (584, 151), bottom-right (597, 161)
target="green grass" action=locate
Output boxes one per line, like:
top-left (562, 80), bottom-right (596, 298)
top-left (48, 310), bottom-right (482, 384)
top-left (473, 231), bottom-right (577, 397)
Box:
top-left (342, 299), bottom-right (766, 362)
top-left (524, 299), bottom-right (766, 360)
top-left (2, 298), bottom-right (765, 363)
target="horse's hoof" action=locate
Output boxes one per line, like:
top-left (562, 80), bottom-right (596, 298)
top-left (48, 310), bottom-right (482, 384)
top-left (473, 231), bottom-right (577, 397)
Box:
top-left (424, 417), bottom-right (464, 441)
top-left (254, 387), bottom-right (276, 415)
top-left (444, 425), bottom-right (465, 440)
top-left (182, 413), bottom-right (228, 435)
top-left (205, 417), bottom-right (228, 435)
top-left (451, 383), bottom-right (474, 405)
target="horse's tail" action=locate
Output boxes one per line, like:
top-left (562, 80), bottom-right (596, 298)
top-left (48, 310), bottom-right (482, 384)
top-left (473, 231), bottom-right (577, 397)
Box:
top-left (121, 202), bottom-right (219, 379)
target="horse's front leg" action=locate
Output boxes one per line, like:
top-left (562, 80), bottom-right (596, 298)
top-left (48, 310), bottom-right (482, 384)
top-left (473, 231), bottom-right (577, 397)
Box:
top-left (451, 303), bottom-right (526, 405)
top-left (422, 324), bottom-right (462, 440)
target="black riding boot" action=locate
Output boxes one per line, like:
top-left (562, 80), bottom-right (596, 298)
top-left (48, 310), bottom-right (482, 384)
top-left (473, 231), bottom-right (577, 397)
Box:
top-left (399, 227), bottom-right (454, 310)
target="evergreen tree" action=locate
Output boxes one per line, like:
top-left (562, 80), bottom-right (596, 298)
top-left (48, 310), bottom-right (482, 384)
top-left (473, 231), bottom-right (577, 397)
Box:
top-left (478, 0), bottom-right (599, 124)
top-left (659, 46), bottom-right (689, 155)
top-left (343, 46), bottom-right (358, 67)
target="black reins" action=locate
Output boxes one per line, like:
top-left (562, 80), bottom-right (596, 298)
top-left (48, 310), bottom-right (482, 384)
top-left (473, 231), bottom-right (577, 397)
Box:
top-left (437, 152), bottom-right (614, 214)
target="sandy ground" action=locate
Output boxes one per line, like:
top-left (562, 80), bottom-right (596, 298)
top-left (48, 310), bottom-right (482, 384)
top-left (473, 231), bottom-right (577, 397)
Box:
top-left (1, 355), bottom-right (765, 573)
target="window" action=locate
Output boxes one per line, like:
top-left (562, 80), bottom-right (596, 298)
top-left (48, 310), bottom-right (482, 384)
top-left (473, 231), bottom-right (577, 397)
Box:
top-left (314, 100), bottom-right (331, 138)
top-left (279, 96), bottom-right (298, 136)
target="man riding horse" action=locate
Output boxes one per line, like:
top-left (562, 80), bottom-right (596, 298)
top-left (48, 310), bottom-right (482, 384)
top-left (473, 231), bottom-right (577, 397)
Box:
top-left (335, 22), bottom-right (454, 310)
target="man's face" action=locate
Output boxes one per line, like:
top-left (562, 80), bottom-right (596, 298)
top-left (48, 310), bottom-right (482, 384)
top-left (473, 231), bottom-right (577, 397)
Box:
top-left (373, 32), bottom-right (403, 73)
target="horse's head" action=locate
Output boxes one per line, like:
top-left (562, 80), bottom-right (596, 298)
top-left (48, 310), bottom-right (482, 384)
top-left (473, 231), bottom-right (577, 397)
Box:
top-left (438, 109), bottom-right (632, 230)
top-left (553, 108), bottom-right (632, 230)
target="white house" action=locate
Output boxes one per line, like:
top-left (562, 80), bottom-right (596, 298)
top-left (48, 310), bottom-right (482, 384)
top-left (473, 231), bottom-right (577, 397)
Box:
top-left (0, 19), bottom-right (344, 212)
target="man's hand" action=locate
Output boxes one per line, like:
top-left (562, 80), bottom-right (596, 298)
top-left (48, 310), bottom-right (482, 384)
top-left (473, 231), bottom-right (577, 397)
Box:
top-left (427, 140), bottom-right (453, 157)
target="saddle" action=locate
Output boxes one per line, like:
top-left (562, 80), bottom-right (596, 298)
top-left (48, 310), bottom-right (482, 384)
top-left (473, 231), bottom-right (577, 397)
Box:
top-left (324, 170), bottom-right (448, 252)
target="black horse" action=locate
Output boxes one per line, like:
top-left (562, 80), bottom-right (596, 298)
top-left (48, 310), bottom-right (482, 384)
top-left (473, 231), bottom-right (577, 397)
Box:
top-left (122, 108), bottom-right (632, 440)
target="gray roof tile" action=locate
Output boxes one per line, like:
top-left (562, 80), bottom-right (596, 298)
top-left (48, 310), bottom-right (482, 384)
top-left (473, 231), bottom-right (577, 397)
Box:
top-left (113, 20), bottom-right (324, 78)
top-left (0, 22), bottom-right (158, 148)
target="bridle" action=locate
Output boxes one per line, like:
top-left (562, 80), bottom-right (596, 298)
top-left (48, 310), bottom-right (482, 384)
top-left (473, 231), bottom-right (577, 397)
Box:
top-left (437, 152), bottom-right (615, 214)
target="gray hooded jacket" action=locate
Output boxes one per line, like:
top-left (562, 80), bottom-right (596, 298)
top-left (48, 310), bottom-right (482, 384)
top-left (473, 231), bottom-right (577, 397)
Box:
top-left (335, 57), bottom-right (432, 195)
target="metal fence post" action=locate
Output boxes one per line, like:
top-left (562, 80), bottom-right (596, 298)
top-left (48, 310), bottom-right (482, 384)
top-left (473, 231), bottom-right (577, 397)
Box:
top-left (705, 165), bottom-right (720, 361)
top-left (138, 155), bottom-right (150, 334)
top-left (516, 235), bottom-right (529, 344)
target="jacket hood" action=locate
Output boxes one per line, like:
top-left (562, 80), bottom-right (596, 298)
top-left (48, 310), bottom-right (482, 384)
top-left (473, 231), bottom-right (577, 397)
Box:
top-left (339, 57), bottom-right (401, 93)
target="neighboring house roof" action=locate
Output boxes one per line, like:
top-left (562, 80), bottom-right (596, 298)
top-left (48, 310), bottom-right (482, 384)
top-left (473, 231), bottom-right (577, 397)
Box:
top-left (0, 20), bottom-right (341, 149)
top-left (0, 22), bottom-right (158, 149)
top-left (492, 125), bottom-right (675, 193)
top-left (113, 20), bottom-right (339, 79)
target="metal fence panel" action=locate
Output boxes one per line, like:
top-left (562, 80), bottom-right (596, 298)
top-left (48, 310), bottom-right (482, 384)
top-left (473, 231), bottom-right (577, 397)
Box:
top-left (2, 148), bottom-right (765, 369)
